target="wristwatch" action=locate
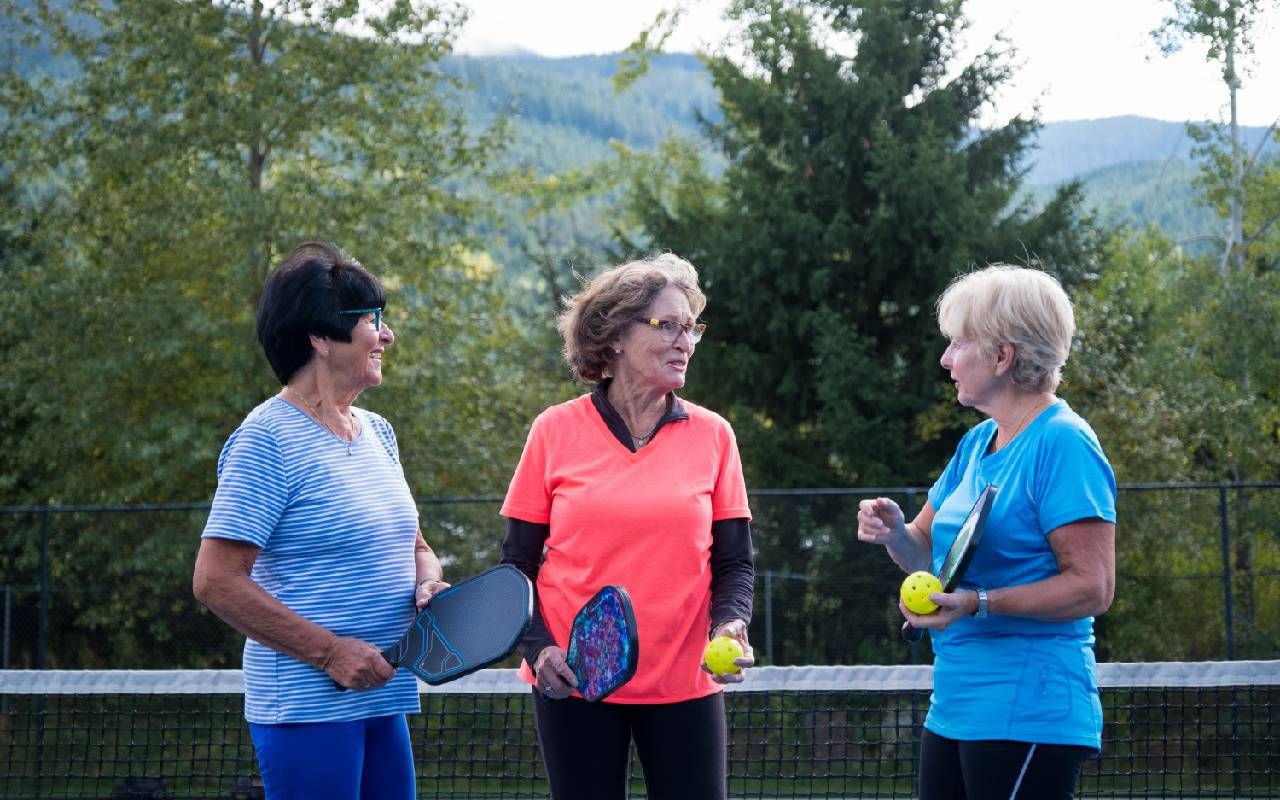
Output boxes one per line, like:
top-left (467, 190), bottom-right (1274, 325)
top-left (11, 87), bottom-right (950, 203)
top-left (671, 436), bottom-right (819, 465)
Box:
top-left (972, 587), bottom-right (989, 618)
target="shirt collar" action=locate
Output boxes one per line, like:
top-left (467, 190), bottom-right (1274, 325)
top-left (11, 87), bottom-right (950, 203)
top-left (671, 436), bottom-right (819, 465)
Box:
top-left (590, 378), bottom-right (688, 451)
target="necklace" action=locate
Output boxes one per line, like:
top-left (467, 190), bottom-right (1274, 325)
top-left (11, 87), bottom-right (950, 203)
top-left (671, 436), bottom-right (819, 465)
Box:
top-left (286, 388), bottom-right (359, 455)
top-left (631, 418), bottom-right (663, 448)
top-left (995, 398), bottom-right (1049, 451)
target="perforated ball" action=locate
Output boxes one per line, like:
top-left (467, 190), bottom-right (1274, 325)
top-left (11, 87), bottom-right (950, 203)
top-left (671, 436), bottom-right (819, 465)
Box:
top-left (900, 571), bottom-right (943, 615)
top-left (704, 635), bottom-right (744, 675)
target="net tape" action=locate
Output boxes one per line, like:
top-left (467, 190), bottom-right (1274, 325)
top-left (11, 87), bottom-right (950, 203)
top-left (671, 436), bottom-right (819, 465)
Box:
top-left (3, 660), bottom-right (1278, 694)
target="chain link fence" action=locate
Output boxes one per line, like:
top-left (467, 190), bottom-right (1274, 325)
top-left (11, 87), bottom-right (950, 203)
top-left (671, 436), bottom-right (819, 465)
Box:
top-left (1, 483), bottom-right (1277, 670)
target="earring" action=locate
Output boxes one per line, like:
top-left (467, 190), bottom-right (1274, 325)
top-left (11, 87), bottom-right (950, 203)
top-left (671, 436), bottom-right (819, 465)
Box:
top-left (614, 348), bottom-right (622, 355)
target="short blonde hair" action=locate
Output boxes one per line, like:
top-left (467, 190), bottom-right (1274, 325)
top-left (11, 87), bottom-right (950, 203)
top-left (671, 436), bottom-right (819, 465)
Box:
top-left (558, 253), bottom-right (707, 383)
top-left (936, 265), bottom-right (1075, 393)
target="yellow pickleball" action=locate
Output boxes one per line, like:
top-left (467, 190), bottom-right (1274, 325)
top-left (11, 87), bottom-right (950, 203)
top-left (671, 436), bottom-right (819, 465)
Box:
top-left (704, 635), bottom-right (744, 675)
top-left (900, 571), bottom-right (943, 615)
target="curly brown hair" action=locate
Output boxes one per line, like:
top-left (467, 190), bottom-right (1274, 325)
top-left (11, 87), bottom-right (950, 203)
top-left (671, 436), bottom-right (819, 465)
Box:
top-left (558, 253), bottom-right (707, 383)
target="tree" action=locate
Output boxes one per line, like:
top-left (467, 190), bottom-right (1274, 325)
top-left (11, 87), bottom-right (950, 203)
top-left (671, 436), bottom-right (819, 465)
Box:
top-left (1153, 0), bottom-right (1280, 272)
top-left (608, 0), bottom-right (1102, 665)
top-left (1067, 227), bottom-right (1280, 659)
top-left (0, 0), bottom-right (571, 666)
top-left (619, 0), bottom-right (1098, 489)
top-left (0, 0), bottom-right (554, 504)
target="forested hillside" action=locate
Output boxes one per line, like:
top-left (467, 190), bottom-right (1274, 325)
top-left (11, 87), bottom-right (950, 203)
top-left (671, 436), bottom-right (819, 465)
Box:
top-left (1026, 114), bottom-right (1275, 185)
top-left (443, 52), bottom-right (720, 173)
top-left (444, 53), bottom-right (1274, 252)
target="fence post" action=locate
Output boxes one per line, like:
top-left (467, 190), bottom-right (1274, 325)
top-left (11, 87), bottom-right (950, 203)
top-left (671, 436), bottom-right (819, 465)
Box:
top-left (902, 489), bottom-right (920, 666)
top-left (763, 570), bottom-right (774, 666)
top-left (1218, 483), bottom-right (1235, 661)
top-left (3, 583), bottom-right (10, 669)
top-left (39, 507), bottom-right (50, 670)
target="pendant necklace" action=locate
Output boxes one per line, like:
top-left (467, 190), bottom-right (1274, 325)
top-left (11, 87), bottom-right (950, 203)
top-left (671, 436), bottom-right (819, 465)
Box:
top-left (631, 418), bottom-right (663, 449)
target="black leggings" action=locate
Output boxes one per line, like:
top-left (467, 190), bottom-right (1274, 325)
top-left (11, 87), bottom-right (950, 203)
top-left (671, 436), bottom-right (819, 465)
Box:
top-left (919, 729), bottom-right (1095, 800)
top-left (531, 689), bottom-right (726, 800)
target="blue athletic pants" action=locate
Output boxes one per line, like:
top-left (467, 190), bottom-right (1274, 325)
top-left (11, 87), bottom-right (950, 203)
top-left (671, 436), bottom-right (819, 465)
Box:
top-left (248, 714), bottom-right (415, 800)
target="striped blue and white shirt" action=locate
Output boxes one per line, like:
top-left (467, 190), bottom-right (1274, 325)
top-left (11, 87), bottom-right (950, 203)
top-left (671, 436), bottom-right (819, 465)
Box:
top-left (202, 396), bottom-right (421, 724)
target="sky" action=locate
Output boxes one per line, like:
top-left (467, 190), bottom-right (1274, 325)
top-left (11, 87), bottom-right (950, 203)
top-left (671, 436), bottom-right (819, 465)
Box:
top-left (451, 0), bottom-right (1280, 127)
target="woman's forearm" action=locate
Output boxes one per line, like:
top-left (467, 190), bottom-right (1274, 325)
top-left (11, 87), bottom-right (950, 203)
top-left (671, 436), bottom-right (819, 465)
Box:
top-left (195, 567), bottom-right (338, 669)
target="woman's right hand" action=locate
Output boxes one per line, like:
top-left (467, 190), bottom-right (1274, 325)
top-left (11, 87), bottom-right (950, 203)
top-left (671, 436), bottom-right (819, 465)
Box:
top-left (857, 497), bottom-right (906, 548)
top-left (533, 646), bottom-right (579, 700)
top-left (322, 636), bottom-right (396, 691)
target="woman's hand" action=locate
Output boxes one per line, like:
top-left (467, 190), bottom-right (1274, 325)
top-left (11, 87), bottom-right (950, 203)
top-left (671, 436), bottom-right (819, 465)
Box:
top-left (322, 635), bottom-right (397, 691)
top-left (898, 589), bottom-right (977, 633)
top-left (704, 618), bottom-right (755, 684)
top-left (414, 578), bottom-right (450, 610)
top-left (533, 646), bottom-right (579, 699)
top-left (857, 497), bottom-right (906, 547)
top-left (857, 498), bottom-right (935, 574)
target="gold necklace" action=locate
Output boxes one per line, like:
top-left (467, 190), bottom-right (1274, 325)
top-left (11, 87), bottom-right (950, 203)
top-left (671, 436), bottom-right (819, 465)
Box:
top-left (997, 398), bottom-right (1048, 451)
top-left (286, 388), bottom-right (359, 454)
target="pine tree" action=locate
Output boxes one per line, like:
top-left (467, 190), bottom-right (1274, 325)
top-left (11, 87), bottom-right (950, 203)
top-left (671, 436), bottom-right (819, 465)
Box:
top-left (622, 0), bottom-right (1098, 487)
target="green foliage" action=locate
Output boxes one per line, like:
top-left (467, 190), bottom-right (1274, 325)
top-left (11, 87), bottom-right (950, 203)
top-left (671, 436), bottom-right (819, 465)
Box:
top-left (1152, 0), bottom-right (1272, 66)
top-left (443, 51), bottom-right (721, 171)
top-left (442, 51), bottom-right (723, 307)
top-left (0, 0), bottom-right (582, 666)
top-left (1025, 159), bottom-right (1220, 257)
top-left (619, 0), bottom-right (1100, 488)
top-left (0, 0), bottom-right (566, 507)
top-left (1066, 229), bottom-right (1280, 660)
top-left (1070, 226), bottom-right (1280, 480)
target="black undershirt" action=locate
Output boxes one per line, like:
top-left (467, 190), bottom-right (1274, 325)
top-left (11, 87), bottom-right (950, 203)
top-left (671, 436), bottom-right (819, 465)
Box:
top-left (589, 378), bottom-right (689, 452)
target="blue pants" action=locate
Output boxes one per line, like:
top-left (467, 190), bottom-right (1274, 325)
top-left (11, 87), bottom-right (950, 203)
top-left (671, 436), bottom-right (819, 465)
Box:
top-left (248, 714), bottom-right (414, 800)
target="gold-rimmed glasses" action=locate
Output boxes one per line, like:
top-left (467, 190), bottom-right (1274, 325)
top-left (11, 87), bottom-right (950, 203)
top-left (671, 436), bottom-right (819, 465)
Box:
top-left (636, 317), bottom-right (706, 344)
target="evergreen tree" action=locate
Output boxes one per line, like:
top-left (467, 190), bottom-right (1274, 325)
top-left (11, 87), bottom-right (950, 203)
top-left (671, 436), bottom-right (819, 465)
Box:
top-left (621, 0), bottom-right (1098, 488)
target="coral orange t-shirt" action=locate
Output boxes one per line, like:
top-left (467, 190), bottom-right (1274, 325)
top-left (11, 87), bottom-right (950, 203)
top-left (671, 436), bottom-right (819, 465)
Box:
top-left (500, 393), bottom-right (751, 703)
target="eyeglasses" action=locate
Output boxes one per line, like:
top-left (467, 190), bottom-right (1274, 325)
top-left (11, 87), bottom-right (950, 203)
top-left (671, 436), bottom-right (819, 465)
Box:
top-left (636, 317), bottom-right (707, 344)
top-left (340, 307), bottom-right (383, 332)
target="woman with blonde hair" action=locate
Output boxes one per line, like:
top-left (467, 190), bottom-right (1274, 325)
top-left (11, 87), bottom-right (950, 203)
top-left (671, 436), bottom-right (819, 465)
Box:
top-left (858, 265), bottom-right (1116, 799)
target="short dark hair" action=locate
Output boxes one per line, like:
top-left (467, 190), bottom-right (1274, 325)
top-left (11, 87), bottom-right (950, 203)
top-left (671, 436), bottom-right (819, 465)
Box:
top-left (256, 241), bottom-right (386, 384)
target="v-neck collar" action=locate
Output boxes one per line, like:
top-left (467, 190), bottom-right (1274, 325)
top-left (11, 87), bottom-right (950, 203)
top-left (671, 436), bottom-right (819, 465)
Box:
top-left (589, 379), bottom-right (689, 454)
top-left (982, 398), bottom-right (1061, 460)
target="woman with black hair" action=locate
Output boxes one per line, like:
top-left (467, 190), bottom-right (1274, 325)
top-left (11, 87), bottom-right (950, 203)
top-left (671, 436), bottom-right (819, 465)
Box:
top-left (193, 241), bottom-right (447, 800)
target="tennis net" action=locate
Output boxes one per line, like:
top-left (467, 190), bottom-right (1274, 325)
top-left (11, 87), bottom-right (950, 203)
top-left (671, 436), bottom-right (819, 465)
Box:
top-left (2, 661), bottom-right (1276, 799)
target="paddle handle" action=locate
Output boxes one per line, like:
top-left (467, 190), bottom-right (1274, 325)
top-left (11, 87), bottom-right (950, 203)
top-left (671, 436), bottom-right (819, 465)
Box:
top-left (332, 648), bottom-right (398, 691)
top-left (900, 620), bottom-right (925, 643)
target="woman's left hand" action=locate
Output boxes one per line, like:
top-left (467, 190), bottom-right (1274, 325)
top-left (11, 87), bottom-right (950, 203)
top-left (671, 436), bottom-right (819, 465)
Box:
top-left (414, 578), bottom-right (450, 610)
top-left (898, 589), bottom-right (977, 633)
top-left (705, 618), bottom-right (755, 685)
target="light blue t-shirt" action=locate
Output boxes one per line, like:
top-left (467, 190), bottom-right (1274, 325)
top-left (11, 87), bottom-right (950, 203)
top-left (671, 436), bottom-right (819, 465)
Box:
top-left (924, 399), bottom-right (1116, 749)
top-left (202, 397), bottom-right (421, 724)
